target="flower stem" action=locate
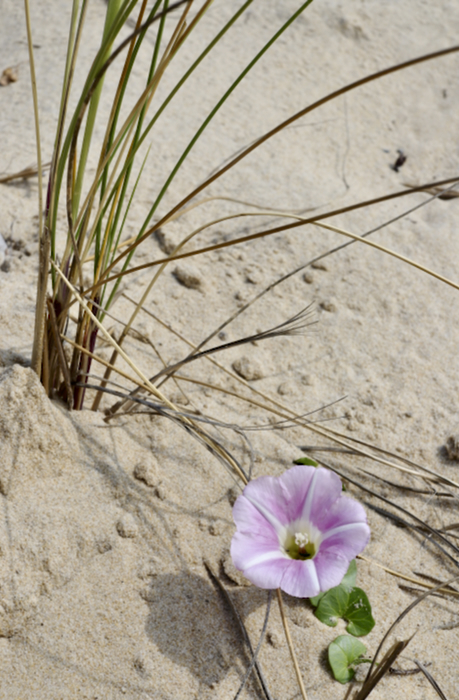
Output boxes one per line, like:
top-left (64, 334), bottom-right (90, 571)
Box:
top-left (276, 588), bottom-right (308, 700)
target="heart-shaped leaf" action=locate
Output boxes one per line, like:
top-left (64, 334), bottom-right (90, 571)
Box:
top-left (340, 558), bottom-right (357, 590)
top-left (309, 559), bottom-right (357, 608)
top-left (344, 588), bottom-right (375, 636)
top-left (328, 635), bottom-right (368, 684)
top-left (313, 584), bottom-right (349, 626)
top-left (313, 564), bottom-right (375, 636)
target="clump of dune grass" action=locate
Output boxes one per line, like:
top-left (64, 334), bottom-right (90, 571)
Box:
top-left (20, 0), bottom-right (459, 697)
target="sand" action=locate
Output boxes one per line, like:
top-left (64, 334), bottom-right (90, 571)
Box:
top-left (0, 1), bottom-right (459, 698)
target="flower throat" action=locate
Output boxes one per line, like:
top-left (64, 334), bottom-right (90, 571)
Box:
top-left (285, 531), bottom-right (316, 560)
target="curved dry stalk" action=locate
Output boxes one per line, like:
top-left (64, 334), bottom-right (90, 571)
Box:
top-left (113, 180), bottom-right (459, 385)
top-left (50, 259), bottom-right (177, 409)
top-left (111, 174), bottom-right (459, 257)
top-left (167, 178), bottom-right (459, 358)
top-left (118, 296), bottom-right (459, 491)
top-left (414, 661), bottom-right (448, 700)
top-left (313, 220), bottom-right (459, 291)
top-left (357, 555), bottom-right (459, 598)
top-left (86, 174), bottom-right (459, 293)
top-left (103, 193), bottom-right (318, 256)
top-left (277, 589), bottom-right (308, 700)
top-left (233, 590), bottom-right (273, 700)
top-left (25, 0), bottom-right (45, 374)
top-left (102, 45), bottom-right (459, 277)
top-left (203, 561), bottom-right (274, 700)
top-left (357, 573), bottom-right (459, 695)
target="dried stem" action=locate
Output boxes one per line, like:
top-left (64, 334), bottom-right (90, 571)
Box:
top-left (24, 0), bottom-right (46, 374)
top-left (276, 589), bottom-right (308, 700)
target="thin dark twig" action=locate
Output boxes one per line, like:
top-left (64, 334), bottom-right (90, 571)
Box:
top-left (300, 445), bottom-right (358, 454)
top-left (414, 660), bottom-right (448, 700)
top-left (105, 304), bottom-right (315, 417)
top-left (359, 469), bottom-right (453, 497)
top-left (203, 561), bottom-right (274, 700)
top-left (363, 575), bottom-right (459, 684)
top-left (233, 591), bottom-right (273, 700)
top-left (76, 382), bottom-right (249, 483)
top-left (319, 460), bottom-right (459, 562)
top-left (363, 503), bottom-right (459, 566)
top-left (177, 177), bottom-right (459, 359)
top-left (103, 45), bottom-right (459, 278)
top-left (89, 174), bottom-right (459, 291)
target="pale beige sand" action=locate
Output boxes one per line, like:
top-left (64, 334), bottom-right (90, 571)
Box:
top-left (0, 1), bottom-right (459, 698)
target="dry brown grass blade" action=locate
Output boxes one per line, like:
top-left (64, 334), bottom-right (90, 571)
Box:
top-left (352, 638), bottom-right (412, 700)
top-left (404, 182), bottom-right (459, 200)
top-left (46, 297), bottom-right (73, 408)
top-left (357, 555), bottom-right (459, 598)
top-left (118, 296), bottom-right (459, 493)
top-left (277, 589), bottom-right (309, 700)
top-left (414, 661), bottom-right (448, 699)
top-left (0, 162), bottom-right (51, 184)
top-left (101, 45), bottom-right (459, 278)
top-left (86, 174), bottom-right (459, 292)
top-left (316, 428), bottom-right (459, 490)
top-left (359, 573), bottom-right (459, 696)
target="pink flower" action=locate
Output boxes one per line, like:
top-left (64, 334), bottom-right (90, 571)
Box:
top-left (230, 465), bottom-right (370, 598)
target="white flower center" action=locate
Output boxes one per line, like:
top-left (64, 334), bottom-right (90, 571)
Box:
top-left (294, 532), bottom-right (309, 548)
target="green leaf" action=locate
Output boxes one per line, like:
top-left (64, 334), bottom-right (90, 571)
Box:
top-left (341, 559), bottom-right (357, 590)
top-left (293, 457), bottom-right (318, 467)
top-left (315, 585), bottom-right (349, 627)
top-left (309, 559), bottom-right (356, 608)
top-left (328, 635), bottom-right (368, 684)
top-left (313, 561), bottom-right (375, 637)
top-left (345, 588), bottom-right (375, 636)
top-left (309, 592), bottom-right (324, 606)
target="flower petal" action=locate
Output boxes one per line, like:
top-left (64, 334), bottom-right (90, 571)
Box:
top-left (280, 559), bottom-right (321, 598)
top-left (240, 475), bottom-right (291, 531)
top-left (277, 464), bottom-right (317, 522)
top-left (231, 529), bottom-right (283, 573)
top-left (236, 550), bottom-right (293, 590)
top-left (232, 493), bottom-right (280, 541)
top-left (320, 522), bottom-right (370, 560)
top-left (299, 467), bottom-right (343, 527)
top-left (315, 493), bottom-right (368, 532)
top-left (313, 550), bottom-right (351, 592)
